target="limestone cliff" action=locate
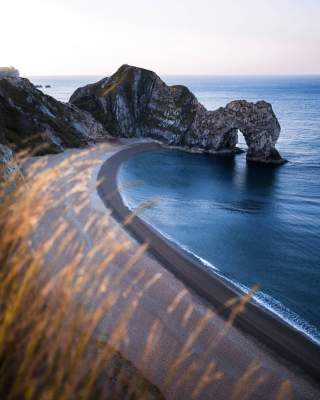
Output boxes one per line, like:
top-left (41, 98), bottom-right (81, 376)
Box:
top-left (70, 65), bottom-right (285, 164)
top-left (0, 77), bottom-right (110, 155)
top-left (0, 77), bottom-right (113, 180)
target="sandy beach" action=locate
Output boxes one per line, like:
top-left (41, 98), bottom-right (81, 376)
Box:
top-left (24, 141), bottom-right (320, 399)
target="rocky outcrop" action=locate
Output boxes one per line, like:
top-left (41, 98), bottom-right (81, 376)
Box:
top-left (70, 65), bottom-right (285, 164)
top-left (0, 144), bottom-right (19, 182)
top-left (0, 67), bottom-right (19, 78)
top-left (0, 77), bottom-right (110, 156)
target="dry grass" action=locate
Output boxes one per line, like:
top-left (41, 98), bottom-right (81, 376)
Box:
top-left (0, 151), bottom-right (164, 399)
top-left (0, 149), bottom-right (294, 399)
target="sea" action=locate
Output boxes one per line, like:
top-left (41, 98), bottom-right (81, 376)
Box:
top-left (29, 74), bottom-right (320, 343)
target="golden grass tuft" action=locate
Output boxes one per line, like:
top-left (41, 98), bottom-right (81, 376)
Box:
top-left (0, 151), bottom-right (164, 399)
top-left (0, 148), bottom-right (295, 399)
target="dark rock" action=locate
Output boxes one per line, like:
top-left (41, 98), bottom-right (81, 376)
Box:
top-left (70, 65), bottom-right (285, 164)
top-left (0, 77), bottom-right (110, 155)
top-left (0, 144), bottom-right (19, 182)
top-left (45, 85), bottom-right (51, 88)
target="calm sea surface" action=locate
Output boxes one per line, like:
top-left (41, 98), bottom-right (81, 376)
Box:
top-left (29, 75), bottom-right (320, 343)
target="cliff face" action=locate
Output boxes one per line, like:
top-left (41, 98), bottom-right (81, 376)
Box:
top-left (0, 77), bottom-right (109, 155)
top-left (70, 65), bottom-right (284, 164)
top-left (0, 77), bottom-right (113, 181)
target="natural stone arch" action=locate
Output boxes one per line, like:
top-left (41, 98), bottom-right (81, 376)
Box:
top-left (70, 64), bottom-right (285, 164)
top-left (224, 100), bottom-right (283, 163)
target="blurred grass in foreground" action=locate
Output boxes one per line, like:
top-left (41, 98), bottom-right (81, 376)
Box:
top-left (0, 149), bottom-right (293, 399)
top-left (0, 151), bottom-right (164, 400)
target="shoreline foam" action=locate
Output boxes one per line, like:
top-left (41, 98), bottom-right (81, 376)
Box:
top-left (121, 187), bottom-right (320, 346)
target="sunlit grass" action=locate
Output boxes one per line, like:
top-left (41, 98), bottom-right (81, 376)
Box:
top-left (0, 148), bottom-right (294, 399)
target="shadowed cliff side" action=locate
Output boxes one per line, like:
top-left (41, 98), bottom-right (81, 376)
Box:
top-left (0, 77), bottom-right (111, 154)
top-left (70, 64), bottom-right (285, 164)
top-left (0, 76), bottom-right (114, 181)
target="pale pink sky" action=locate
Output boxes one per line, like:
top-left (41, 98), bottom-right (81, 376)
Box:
top-left (2, 0), bottom-right (320, 75)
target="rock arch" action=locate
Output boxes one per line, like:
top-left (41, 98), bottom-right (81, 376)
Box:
top-left (225, 100), bottom-right (283, 164)
top-left (70, 65), bottom-right (286, 164)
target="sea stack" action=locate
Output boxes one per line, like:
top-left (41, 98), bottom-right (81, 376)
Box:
top-left (70, 64), bottom-right (285, 164)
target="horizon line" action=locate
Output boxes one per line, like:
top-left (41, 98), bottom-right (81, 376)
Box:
top-left (26, 73), bottom-right (320, 78)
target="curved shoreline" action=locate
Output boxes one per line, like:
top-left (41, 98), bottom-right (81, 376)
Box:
top-left (97, 142), bottom-right (320, 382)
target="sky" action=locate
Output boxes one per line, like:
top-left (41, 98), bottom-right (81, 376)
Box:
top-left (1, 0), bottom-right (320, 76)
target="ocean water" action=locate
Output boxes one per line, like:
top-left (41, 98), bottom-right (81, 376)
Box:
top-left (29, 75), bottom-right (320, 342)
